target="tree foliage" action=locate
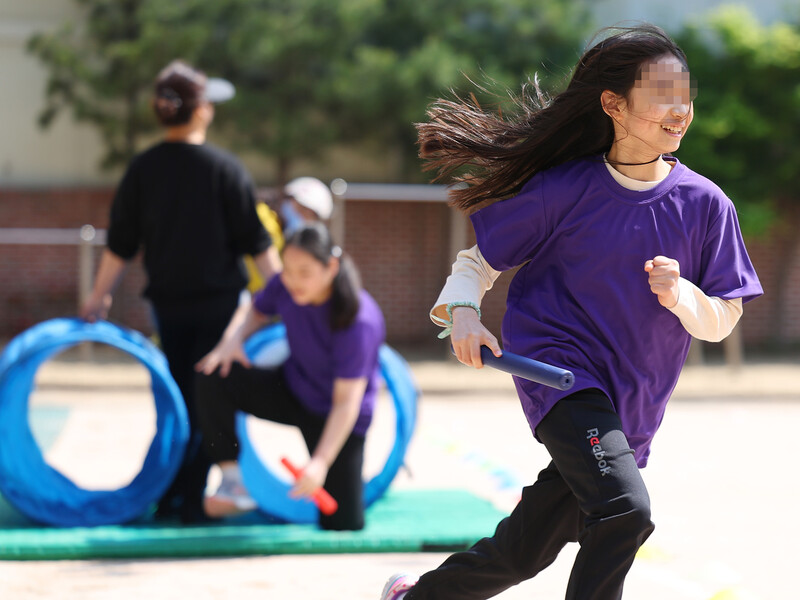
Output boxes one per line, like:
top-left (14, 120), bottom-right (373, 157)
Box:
top-left (325, 0), bottom-right (593, 178)
top-left (674, 6), bottom-right (800, 236)
top-left (27, 0), bottom-right (592, 181)
top-left (675, 6), bottom-right (800, 343)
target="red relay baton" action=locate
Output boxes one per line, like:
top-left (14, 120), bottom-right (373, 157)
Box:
top-left (280, 457), bottom-right (339, 516)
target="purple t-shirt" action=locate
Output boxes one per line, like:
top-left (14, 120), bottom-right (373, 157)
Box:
top-left (252, 275), bottom-right (385, 436)
top-left (471, 156), bottom-right (762, 466)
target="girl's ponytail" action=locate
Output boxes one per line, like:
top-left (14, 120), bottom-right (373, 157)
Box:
top-left (283, 223), bottom-right (362, 330)
top-left (329, 249), bottom-right (361, 330)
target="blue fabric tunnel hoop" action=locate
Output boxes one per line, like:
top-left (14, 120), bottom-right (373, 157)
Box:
top-left (239, 323), bottom-right (418, 523)
top-left (0, 318), bottom-right (189, 527)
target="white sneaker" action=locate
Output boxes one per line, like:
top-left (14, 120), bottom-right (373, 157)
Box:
top-left (379, 573), bottom-right (418, 600)
top-left (203, 478), bottom-right (257, 518)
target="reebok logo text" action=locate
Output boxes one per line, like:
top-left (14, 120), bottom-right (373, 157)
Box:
top-left (586, 428), bottom-right (612, 476)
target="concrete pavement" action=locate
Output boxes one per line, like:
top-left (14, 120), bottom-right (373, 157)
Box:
top-left (0, 352), bottom-right (797, 599)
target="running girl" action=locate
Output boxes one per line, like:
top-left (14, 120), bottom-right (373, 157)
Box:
top-left (381, 24), bottom-right (762, 600)
top-left (195, 223), bottom-right (385, 531)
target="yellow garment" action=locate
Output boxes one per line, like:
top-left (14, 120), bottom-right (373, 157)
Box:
top-left (245, 203), bottom-right (284, 293)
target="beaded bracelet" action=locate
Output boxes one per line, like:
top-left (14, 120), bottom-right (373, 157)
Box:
top-left (446, 301), bottom-right (481, 321)
top-left (436, 301), bottom-right (482, 339)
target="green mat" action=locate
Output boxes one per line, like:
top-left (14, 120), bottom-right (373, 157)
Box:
top-left (2, 406), bottom-right (507, 560)
top-left (0, 489), bottom-right (507, 560)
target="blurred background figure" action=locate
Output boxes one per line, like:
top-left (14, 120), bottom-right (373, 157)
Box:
top-left (80, 60), bottom-right (281, 524)
top-left (245, 176), bottom-right (334, 293)
top-left (281, 176), bottom-right (334, 233)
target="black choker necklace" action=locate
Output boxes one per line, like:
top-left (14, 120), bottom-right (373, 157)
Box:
top-left (606, 154), bottom-right (662, 167)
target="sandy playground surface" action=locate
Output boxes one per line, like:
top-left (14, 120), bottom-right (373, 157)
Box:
top-left (0, 347), bottom-right (797, 600)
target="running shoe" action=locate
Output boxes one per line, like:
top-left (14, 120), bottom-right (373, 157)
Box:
top-left (379, 573), bottom-right (418, 600)
top-left (203, 478), bottom-right (257, 518)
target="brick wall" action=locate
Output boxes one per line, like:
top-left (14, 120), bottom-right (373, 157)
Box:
top-left (784, 240), bottom-right (800, 341)
top-left (342, 200), bottom-right (450, 346)
top-left (1, 186), bottom-right (798, 352)
top-left (741, 235), bottom-right (800, 346)
top-left (338, 200), bottom-right (514, 349)
top-left (0, 188), bottom-right (152, 336)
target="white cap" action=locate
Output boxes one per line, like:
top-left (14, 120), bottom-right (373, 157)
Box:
top-left (284, 177), bottom-right (333, 220)
top-left (204, 78), bottom-right (235, 103)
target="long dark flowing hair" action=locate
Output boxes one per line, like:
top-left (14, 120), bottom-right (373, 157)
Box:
top-left (284, 223), bottom-right (362, 330)
top-left (417, 24), bottom-right (690, 211)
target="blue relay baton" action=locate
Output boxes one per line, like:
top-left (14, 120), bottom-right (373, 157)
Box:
top-left (453, 345), bottom-right (575, 391)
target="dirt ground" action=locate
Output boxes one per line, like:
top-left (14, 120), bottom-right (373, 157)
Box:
top-left (0, 349), bottom-right (797, 599)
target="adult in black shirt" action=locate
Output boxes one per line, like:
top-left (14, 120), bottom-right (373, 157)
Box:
top-left (81, 61), bottom-right (280, 523)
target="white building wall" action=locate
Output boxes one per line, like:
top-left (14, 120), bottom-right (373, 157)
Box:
top-left (0, 0), bottom-right (115, 186)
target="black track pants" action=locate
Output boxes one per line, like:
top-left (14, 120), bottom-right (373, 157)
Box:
top-left (407, 389), bottom-right (654, 600)
top-left (195, 363), bottom-right (366, 530)
top-left (152, 292), bottom-right (239, 521)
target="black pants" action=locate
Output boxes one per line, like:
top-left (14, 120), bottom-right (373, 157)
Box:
top-left (151, 292), bottom-right (240, 523)
top-left (407, 389), bottom-right (654, 600)
top-left (194, 362), bottom-right (366, 531)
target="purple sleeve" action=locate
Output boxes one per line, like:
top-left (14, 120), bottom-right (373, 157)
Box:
top-left (698, 198), bottom-right (763, 304)
top-left (332, 313), bottom-right (384, 380)
top-left (252, 274), bottom-right (282, 316)
top-left (469, 174), bottom-right (549, 271)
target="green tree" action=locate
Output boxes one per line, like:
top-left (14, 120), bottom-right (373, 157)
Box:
top-left (674, 6), bottom-right (800, 342)
top-left (28, 0), bottom-right (592, 183)
top-left (162, 0), bottom-right (593, 182)
top-left (182, 0), bottom-right (386, 185)
top-left (329, 0), bottom-right (593, 179)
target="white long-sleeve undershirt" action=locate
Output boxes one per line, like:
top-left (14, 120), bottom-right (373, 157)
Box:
top-left (430, 245), bottom-right (501, 326)
top-left (669, 278), bottom-right (742, 342)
